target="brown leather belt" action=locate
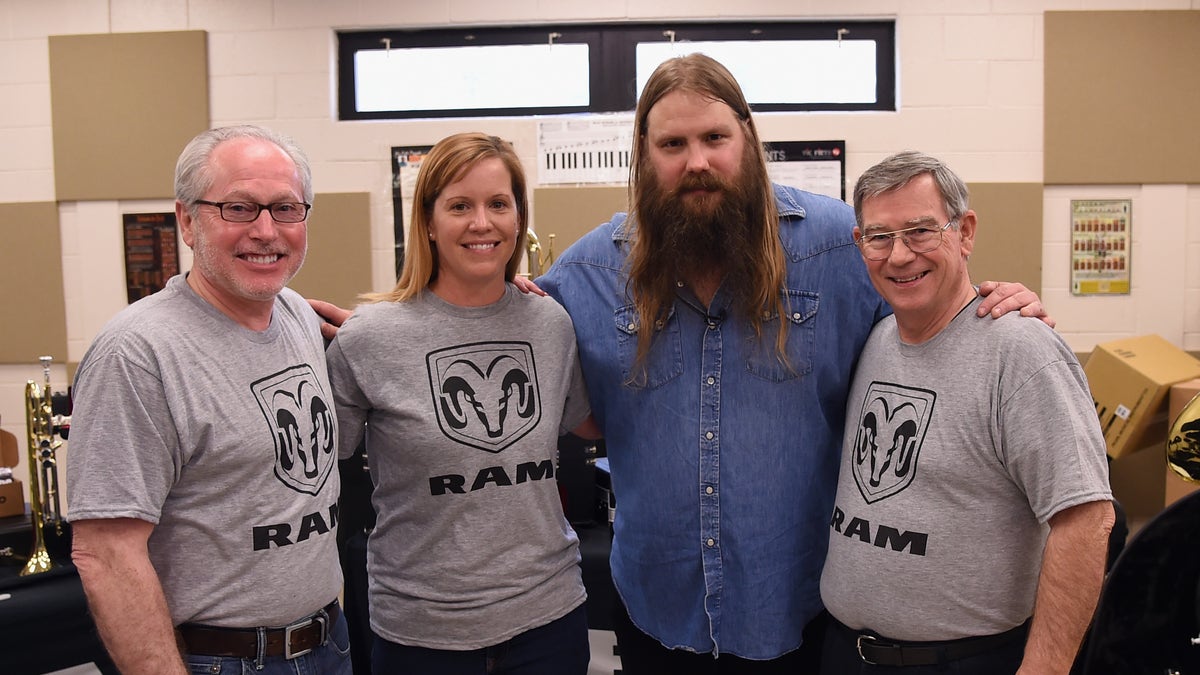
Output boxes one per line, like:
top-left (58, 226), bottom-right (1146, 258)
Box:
top-left (176, 601), bottom-right (340, 660)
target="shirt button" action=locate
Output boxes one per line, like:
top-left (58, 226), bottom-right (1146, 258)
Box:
top-left (705, 486), bottom-right (714, 495)
top-left (792, 312), bottom-right (802, 320)
top-left (706, 538), bottom-right (716, 547)
top-left (627, 322), bottom-right (636, 331)
top-left (705, 431), bottom-right (714, 440)
top-left (706, 376), bottom-right (715, 385)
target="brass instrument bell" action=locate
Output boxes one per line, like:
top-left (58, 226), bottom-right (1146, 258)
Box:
top-left (1166, 391), bottom-right (1200, 484)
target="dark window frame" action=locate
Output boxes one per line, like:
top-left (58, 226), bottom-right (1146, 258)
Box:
top-left (337, 20), bottom-right (895, 120)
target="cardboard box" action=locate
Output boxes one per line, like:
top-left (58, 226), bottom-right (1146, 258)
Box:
top-left (1084, 335), bottom-right (1200, 459)
top-left (0, 429), bottom-right (25, 518)
top-left (1165, 378), bottom-right (1200, 506)
top-left (1109, 444), bottom-right (1165, 520)
top-left (1108, 378), bottom-right (1200, 521)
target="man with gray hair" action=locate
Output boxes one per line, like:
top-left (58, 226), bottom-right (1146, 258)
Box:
top-left (819, 150), bottom-right (1113, 673)
top-left (68, 125), bottom-right (350, 674)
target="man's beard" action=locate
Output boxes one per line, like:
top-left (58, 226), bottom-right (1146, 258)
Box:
top-left (635, 150), bottom-right (768, 309)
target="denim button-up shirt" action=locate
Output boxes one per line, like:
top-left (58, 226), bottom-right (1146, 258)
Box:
top-left (539, 184), bottom-right (888, 659)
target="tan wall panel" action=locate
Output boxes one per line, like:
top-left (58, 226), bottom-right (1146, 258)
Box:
top-left (0, 203), bottom-right (68, 364)
top-left (532, 186), bottom-right (627, 277)
top-left (49, 31), bottom-right (209, 200)
top-left (967, 183), bottom-right (1043, 296)
top-left (1045, 11), bottom-right (1200, 184)
top-left (288, 192), bottom-right (373, 311)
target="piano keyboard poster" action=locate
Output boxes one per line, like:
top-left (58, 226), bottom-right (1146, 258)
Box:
top-left (537, 116), bottom-right (845, 201)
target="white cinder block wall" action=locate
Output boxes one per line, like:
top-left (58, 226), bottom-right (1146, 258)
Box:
top-left (1, 0), bottom-right (1198, 508)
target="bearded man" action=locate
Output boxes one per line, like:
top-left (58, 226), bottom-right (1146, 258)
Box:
top-left (537, 53), bottom-right (1047, 674)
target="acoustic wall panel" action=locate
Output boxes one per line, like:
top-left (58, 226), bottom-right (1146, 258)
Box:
top-left (0, 202), bottom-right (68, 364)
top-left (288, 192), bottom-right (373, 311)
top-left (966, 183), bottom-right (1044, 297)
top-left (1045, 11), bottom-right (1200, 184)
top-left (49, 30), bottom-right (209, 200)
top-left (532, 186), bottom-right (627, 277)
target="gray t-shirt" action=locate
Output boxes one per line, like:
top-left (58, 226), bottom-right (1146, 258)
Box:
top-left (326, 285), bottom-right (590, 650)
top-left (820, 297), bottom-right (1112, 641)
top-left (67, 275), bottom-right (343, 627)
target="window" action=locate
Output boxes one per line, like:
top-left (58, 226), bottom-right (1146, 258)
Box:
top-left (338, 21), bottom-right (894, 120)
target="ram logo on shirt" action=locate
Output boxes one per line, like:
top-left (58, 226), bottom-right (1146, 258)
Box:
top-left (252, 364), bottom-right (337, 496)
top-left (427, 341), bottom-right (542, 453)
top-left (851, 381), bottom-right (935, 504)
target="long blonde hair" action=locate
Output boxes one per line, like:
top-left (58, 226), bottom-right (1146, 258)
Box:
top-left (362, 132), bottom-right (529, 303)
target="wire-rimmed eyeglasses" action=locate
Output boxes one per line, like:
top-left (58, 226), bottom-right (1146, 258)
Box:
top-left (194, 200), bottom-right (311, 224)
top-left (856, 220), bottom-right (956, 261)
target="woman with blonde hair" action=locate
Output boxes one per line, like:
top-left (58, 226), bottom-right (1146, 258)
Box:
top-left (326, 132), bottom-right (596, 674)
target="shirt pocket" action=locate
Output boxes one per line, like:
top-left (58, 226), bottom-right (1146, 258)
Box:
top-left (745, 290), bottom-right (818, 382)
top-left (613, 304), bottom-right (683, 389)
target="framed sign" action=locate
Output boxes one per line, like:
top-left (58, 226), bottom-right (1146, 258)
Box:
top-left (123, 212), bottom-right (179, 303)
top-left (765, 141), bottom-right (846, 201)
top-left (1070, 199), bottom-right (1131, 296)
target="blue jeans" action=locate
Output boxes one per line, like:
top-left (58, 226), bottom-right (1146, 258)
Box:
top-left (371, 603), bottom-right (589, 675)
top-left (184, 612), bottom-right (353, 675)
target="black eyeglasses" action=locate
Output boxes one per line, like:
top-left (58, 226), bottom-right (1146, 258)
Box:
top-left (856, 220), bottom-right (956, 261)
top-left (194, 200), bottom-right (311, 224)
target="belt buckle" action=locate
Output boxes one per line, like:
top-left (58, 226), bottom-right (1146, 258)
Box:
top-left (856, 634), bottom-right (879, 665)
top-left (283, 611), bottom-right (328, 660)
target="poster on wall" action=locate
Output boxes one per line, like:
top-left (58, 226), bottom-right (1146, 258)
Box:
top-left (1070, 199), bottom-right (1131, 296)
top-left (391, 145), bottom-right (434, 279)
top-left (536, 114), bottom-right (634, 186)
top-left (764, 141), bottom-right (846, 201)
top-left (123, 212), bottom-right (179, 304)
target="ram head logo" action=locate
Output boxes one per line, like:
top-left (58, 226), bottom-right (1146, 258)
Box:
top-left (851, 382), bottom-right (935, 504)
top-left (252, 364), bottom-right (338, 495)
top-left (427, 342), bottom-right (541, 453)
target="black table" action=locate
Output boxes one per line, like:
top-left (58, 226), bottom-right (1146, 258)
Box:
top-left (0, 512), bottom-right (115, 675)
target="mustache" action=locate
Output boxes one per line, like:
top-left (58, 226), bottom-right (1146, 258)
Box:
top-left (675, 171), bottom-right (730, 194)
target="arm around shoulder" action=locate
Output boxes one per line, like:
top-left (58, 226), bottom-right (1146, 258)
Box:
top-left (976, 281), bottom-right (1055, 328)
top-left (72, 518), bottom-right (189, 675)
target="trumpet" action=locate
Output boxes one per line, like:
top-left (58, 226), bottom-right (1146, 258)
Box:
top-left (20, 355), bottom-right (66, 577)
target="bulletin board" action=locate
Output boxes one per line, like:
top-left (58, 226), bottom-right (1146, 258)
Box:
top-left (48, 30), bottom-right (209, 200)
top-left (0, 203), bottom-right (68, 364)
top-left (123, 212), bottom-right (180, 303)
top-left (1044, 11), bottom-right (1200, 184)
top-left (288, 192), bottom-right (373, 311)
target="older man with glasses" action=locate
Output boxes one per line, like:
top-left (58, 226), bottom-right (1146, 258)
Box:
top-left (819, 150), bottom-right (1114, 675)
top-left (68, 125), bottom-right (351, 675)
